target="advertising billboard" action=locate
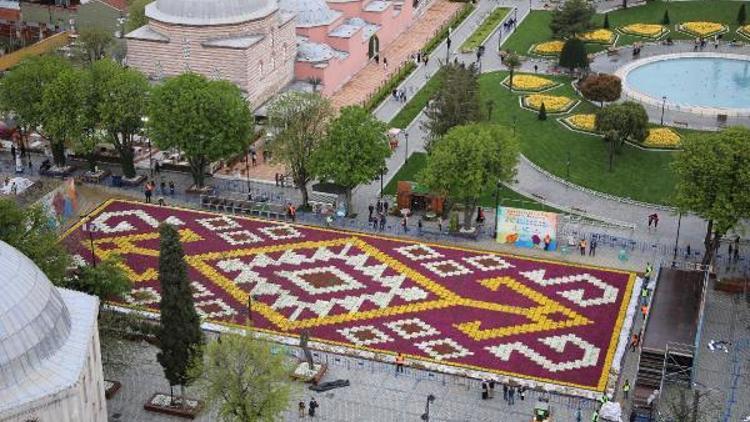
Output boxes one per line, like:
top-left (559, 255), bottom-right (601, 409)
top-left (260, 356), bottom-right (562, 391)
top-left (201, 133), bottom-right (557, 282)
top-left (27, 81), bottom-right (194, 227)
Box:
top-left (496, 207), bottom-right (558, 251)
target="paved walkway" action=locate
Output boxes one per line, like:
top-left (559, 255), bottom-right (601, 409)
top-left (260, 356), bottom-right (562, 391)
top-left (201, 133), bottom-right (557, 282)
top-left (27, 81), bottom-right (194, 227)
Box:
top-left (330, 0), bottom-right (463, 109)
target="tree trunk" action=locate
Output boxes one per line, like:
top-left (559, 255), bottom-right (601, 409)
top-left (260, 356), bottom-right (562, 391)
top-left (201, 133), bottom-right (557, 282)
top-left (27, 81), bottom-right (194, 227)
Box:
top-left (509, 69), bottom-right (514, 91)
top-left (189, 157), bottom-right (205, 188)
top-left (463, 202), bottom-right (474, 229)
top-left (51, 139), bottom-right (66, 167)
top-left (298, 180), bottom-right (309, 207)
top-left (345, 188), bottom-right (353, 216)
top-left (87, 151), bottom-right (97, 171)
top-left (119, 145), bottom-right (136, 178)
top-left (701, 219), bottom-right (721, 266)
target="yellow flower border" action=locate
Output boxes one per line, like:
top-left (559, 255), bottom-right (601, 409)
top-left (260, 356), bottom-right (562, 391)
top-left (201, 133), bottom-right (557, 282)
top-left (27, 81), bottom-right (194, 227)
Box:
top-left (617, 23), bottom-right (668, 39)
top-left (738, 24), bottom-right (750, 39)
top-left (578, 29), bottom-right (616, 45)
top-left (62, 198), bottom-right (637, 393)
top-left (501, 74), bottom-right (561, 92)
top-left (560, 114), bottom-right (601, 135)
top-left (529, 40), bottom-right (565, 56)
top-left (520, 94), bottom-right (579, 114)
top-left (677, 21), bottom-right (728, 38)
top-left (643, 127), bottom-right (682, 149)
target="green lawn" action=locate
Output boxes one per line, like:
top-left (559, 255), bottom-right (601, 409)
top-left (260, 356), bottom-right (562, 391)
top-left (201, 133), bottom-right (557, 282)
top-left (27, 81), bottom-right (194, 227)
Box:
top-left (389, 68), bottom-right (445, 128)
top-left (480, 71), bottom-right (678, 204)
top-left (460, 7), bottom-right (511, 53)
top-left (503, 1), bottom-right (750, 56)
top-left (383, 152), bottom-right (561, 211)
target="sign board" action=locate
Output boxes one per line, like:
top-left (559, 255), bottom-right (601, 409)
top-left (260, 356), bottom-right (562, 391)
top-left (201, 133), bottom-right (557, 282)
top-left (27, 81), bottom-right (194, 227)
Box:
top-left (496, 207), bottom-right (558, 251)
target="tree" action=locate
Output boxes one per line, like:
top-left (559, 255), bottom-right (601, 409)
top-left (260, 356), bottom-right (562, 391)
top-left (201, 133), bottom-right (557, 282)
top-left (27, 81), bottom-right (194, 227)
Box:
top-left (419, 124), bottom-right (519, 229)
top-left (40, 66), bottom-right (90, 167)
top-left (662, 9), bottom-right (671, 25)
top-left (149, 73), bottom-right (253, 187)
top-left (504, 52), bottom-right (522, 93)
top-left (311, 106), bottom-right (390, 214)
top-left (594, 101), bottom-right (648, 148)
top-left (125, 0), bottom-right (150, 32)
top-left (77, 27), bottom-right (113, 64)
top-left (0, 55), bottom-right (70, 162)
top-left (550, 0), bottom-right (595, 39)
top-left (95, 60), bottom-right (150, 178)
top-left (579, 73), bottom-right (622, 106)
top-left (190, 334), bottom-right (294, 422)
top-left (673, 127), bottom-right (750, 265)
top-left (559, 38), bottom-right (588, 72)
top-left (738, 4), bottom-right (747, 26)
top-left (65, 255), bottom-right (132, 303)
top-left (157, 223), bottom-right (204, 402)
top-left (0, 199), bottom-right (70, 284)
top-left (422, 62), bottom-right (481, 151)
top-left (603, 13), bottom-right (610, 29)
top-left (267, 91), bottom-right (333, 207)
top-left (538, 102), bottom-right (547, 120)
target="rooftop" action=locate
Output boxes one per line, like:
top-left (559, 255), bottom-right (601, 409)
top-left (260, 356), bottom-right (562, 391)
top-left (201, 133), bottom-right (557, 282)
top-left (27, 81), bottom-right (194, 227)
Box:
top-left (279, 0), bottom-right (341, 27)
top-left (146, 0), bottom-right (279, 26)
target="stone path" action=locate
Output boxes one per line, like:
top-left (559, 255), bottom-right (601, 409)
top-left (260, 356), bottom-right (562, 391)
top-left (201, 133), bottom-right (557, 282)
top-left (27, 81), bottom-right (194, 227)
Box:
top-left (330, 0), bottom-right (463, 109)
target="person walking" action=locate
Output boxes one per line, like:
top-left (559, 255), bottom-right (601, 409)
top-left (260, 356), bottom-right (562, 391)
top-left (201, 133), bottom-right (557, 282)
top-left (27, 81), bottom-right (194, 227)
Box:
top-left (640, 285), bottom-right (650, 306)
top-left (518, 386), bottom-right (525, 401)
top-left (579, 238), bottom-right (587, 256)
top-left (395, 353), bottom-right (405, 374)
top-left (144, 182), bottom-right (153, 203)
top-left (502, 384), bottom-right (508, 402)
top-left (488, 379), bottom-right (495, 398)
top-left (169, 180), bottom-right (175, 195)
top-left (644, 262), bottom-right (653, 281)
top-left (622, 379), bottom-right (631, 399)
top-left (417, 217), bottom-right (423, 235)
top-left (630, 333), bottom-right (640, 352)
top-left (544, 234), bottom-right (551, 251)
top-left (308, 398), bottom-right (318, 417)
top-left (508, 386), bottom-right (515, 405)
top-left (298, 401), bottom-right (306, 418)
top-left (401, 216), bottom-right (408, 233)
top-left (481, 380), bottom-right (489, 400)
top-left (589, 238), bottom-right (597, 256)
top-left (368, 203), bottom-right (374, 221)
top-left (640, 304), bottom-right (649, 320)
top-left (379, 214), bottom-right (386, 231)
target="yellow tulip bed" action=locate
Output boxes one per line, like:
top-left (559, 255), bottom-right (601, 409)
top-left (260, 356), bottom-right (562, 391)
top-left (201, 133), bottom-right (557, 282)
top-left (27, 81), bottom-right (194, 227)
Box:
top-left (678, 21), bottom-right (728, 38)
top-left (618, 23), bottom-right (668, 39)
top-left (643, 128), bottom-right (682, 148)
top-left (531, 40), bottom-right (565, 56)
top-left (739, 24), bottom-right (750, 38)
top-left (503, 74), bottom-right (559, 91)
top-left (578, 29), bottom-right (615, 44)
top-left (563, 114), bottom-right (598, 133)
top-left (522, 94), bottom-right (577, 113)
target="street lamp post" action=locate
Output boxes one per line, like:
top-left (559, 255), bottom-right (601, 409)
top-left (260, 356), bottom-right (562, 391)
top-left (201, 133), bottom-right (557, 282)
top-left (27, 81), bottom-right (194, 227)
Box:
top-left (673, 211), bottom-right (682, 262)
top-left (512, 116), bottom-right (517, 137)
top-left (246, 294), bottom-right (260, 326)
top-left (404, 132), bottom-right (409, 164)
top-left (566, 151), bottom-right (571, 179)
top-left (420, 394), bottom-right (436, 421)
top-left (660, 96), bottom-right (667, 125)
top-left (82, 221), bottom-right (97, 268)
top-left (446, 34), bottom-right (451, 63)
top-left (141, 116), bottom-right (153, 177)
top-left (245, 144), bottom-right (252, 199)
top-left (493, 181), bottom-right (501, 237)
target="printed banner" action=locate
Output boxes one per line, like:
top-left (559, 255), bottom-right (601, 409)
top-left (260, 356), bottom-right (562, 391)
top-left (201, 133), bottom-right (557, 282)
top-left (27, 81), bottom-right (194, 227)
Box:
top-left (496, 207), bottom-right (558, 251)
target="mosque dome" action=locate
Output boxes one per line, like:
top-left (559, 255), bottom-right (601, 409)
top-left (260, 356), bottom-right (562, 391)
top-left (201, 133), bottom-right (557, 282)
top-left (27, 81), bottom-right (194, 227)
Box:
top-left (279, 0), bottom-right (341, 27)
top-left (146, 0), bottom-right (280, 26)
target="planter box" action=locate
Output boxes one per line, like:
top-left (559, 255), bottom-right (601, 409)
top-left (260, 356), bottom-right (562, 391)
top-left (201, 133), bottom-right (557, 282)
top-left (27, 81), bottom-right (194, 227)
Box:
top-left (291, 361), bottom-right (328, 385)
top-left (41, 165), bottom-right (76, 178)
top-left (144, 393), bottom-right (203, 419)
top-left (715, 278), bottom-right (748, 294)
top-left (120, 174), bottom-right (147, 187)
top-left (104, 380), bottom-right (121, 399)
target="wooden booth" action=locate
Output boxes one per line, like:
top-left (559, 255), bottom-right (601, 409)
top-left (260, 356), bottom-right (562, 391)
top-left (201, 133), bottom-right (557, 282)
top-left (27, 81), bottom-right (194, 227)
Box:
top-left (396, 181), bottom-right (444, 215)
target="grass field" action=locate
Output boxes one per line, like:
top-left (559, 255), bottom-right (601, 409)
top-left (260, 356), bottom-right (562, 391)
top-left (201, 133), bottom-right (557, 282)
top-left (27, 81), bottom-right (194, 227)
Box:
top-left (503, 1), bottom-right (750, 56)
top-left (389, 69), bottom-right (445, 128)
top-left (460, 7), bottom-right (511, 53)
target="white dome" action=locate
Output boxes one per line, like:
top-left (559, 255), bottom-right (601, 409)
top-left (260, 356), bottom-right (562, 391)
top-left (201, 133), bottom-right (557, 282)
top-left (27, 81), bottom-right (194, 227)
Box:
top-left (146, 0), bottom-right (279, 26)
top-left (0, 241), bottom-right (72, 390)
top-left (279, 0), bottom-right (341, 27)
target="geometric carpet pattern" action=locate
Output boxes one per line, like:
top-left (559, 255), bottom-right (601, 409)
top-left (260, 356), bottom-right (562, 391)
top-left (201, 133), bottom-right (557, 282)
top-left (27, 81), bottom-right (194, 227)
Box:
top-left (62, 200), bottom-right (635, 393)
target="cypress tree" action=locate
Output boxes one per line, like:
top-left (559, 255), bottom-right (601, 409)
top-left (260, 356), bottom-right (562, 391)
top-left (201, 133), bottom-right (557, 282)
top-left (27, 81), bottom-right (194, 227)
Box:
top-left (738, 4), bottom-right (746, 26)
top-left (662, 10), bottom-right (670, 25)
top-left (156, 223), bottom-right (204, 403)
top-left (603, 13), bottom-right (610, 29)
top-left (538, 102), bottom-right (547, 121)
top-left (559, 38), bottom-right (588, 71)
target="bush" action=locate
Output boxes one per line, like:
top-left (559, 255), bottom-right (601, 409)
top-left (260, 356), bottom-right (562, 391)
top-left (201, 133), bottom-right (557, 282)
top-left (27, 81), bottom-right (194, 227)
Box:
top-left (738, 4), bottom-right (746, 26)
top-left (662, 9), bottom-right (670, 25)
top-left (538, 102), bottom-right (547, 120)
top-left (603, 13), bottom-right (610, 29)
top-left (579, 73), bottom-right (622, 105)
top-left (449, 213), bottom-right (460, 232)
top-left (559, 38), bottom-right (588, 71)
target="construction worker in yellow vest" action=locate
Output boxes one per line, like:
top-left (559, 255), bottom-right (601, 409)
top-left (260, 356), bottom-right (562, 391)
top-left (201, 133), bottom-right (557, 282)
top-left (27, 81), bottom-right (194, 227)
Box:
top-left (623, 379), bottom-right (631, 399)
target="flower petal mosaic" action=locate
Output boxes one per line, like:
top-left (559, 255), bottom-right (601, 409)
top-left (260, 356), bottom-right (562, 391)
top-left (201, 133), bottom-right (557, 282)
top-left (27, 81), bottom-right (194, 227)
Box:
top-left (578, 29), bottom-right (615, 44)
top-left (564, 114), bottom-right (598, 133)
top-left (503, 74), bottom-right (559, 91)
top-left (678, 21), bottom-right (728, 38)
top-left (523, 94), bottom-right (577, 113)
top-left (643, 127), bottom-right (682, 148)
top-left (619, 23), bottom-right (667, 38)
top-left (531, 40), bottom-right (565, 56)
top-left (62, 200), bottom-right (636, 393)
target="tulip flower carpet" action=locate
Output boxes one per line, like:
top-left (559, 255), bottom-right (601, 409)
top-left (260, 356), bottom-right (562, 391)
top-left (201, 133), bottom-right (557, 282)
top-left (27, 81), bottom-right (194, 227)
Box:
top-left (62, 200), bottom-right (635, 394)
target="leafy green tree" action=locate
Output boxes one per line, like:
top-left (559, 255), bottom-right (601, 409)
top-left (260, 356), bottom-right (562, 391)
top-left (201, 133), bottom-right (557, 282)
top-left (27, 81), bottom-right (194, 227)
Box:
top-left (77, 27), bottom-right (113, 64)
top-left (738, 4), bottom-right (746, 26)
top-left (190, 334), bottom-right (295, 422)
top-left (603, 13), bottom-right (610, 29)
top-left (148, 73), bottom-right (253, 187)
top-left (95, 60), bottom-right (150, 178)
top-left (40, 67), bottom-right (90, 167)
top-left (538, 102), bottom-right (547, 121)
top-left (559, 38), bottom-right (588, 72)
top-left (311, 106), bottom-right (390, 214)
top-left (267, 91), bottom-right (333, 206)
top-left (419, 124), bottom-right (519, 229)
top-left (157, 223), bottom-right (204, 402)
top-left (66, 255), bottom-right (132, 303)
top-left (594, 101), bottom-right (648, 149)
top-left (579, 73), bottom-right (622, 106)
top-left (504, 52), bottom-right (522, 92)
top-left (422, 63), bottom-right (481, 151)
top-left (673, 127), bottom-right (750, 265)
top-left (0, 55), bottom-right (70, 161)
top-left (125, 0), bottom-right (150, 32)
top-left (662, 9), bottom-right (671, 25)
top-left (0, 199), bottom-right (70, 284)
top-left (550, 0), bottom-right (595, 39)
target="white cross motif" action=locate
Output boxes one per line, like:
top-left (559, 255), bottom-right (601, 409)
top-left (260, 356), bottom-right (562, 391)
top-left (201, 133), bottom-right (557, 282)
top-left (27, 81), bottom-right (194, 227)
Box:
top-left (520, 269), bottom-right (619, 307)
top-left (486, 334), bottom-right (600, 372)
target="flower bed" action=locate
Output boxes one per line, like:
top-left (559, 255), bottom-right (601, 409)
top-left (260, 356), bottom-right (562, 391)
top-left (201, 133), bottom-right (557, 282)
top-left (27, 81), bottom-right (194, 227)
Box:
top-left (678, 21), bottom-right (728, 38)
top-left (461, 7), bottom-right (510, 53)
top-left (578, 29), bottom-right (615, 44)
top-left (522, 94), bottom-right (578, 113)
top-left (292, 361), bottom-right (328, 384)
top-left (562, 114), bottom-right (599, 133)
top-left (62, 200), bottom-right (636, 393)
top-left (643, 128), bottom-right (681, 148)
top-left (738, 24), bottom-right (750, 39)
top-left (618, 23), bottom-right (668, 39)
top-left (530, 40), bottom-right (564, 56)
top-left (502, 74), bottom-right (559, 92)
top-left (144, 393), bottom-right (203, 419)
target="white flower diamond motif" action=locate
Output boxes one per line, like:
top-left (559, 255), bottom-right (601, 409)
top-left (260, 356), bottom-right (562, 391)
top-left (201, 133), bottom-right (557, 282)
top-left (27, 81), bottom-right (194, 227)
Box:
top-left (277, 266), bottom-right (366, 295)
top-left (422, 260), bottom-right (473, 278)
top-left (196, 215), bottom-right (241, 231)
top-left (196, 298), bottom-right (236, 319)
top-left (395, 244), bottom-right (443, 261)
top-left (217, 230), bottom-right (263, 246)
top-left (124, 287), bottom-right (161, 306)
top-left (338, 325), bottom-right (394, 347)
top-left (415, 338), bottom-right (474, 361)
top-left (72, 254), bottom-right (87, 267)
top-left (258, 224), bottom-right (303, 240)
top-left (386, 318), bottom-right (440, 340)
top-left (463, 254), bottom-right (515, 271)
top-left (163, 216), bottom-right (185, 226)
top-left (92, 209), bottom-right (160, 233)
top-left (190, 281), bottom-right (212, 298)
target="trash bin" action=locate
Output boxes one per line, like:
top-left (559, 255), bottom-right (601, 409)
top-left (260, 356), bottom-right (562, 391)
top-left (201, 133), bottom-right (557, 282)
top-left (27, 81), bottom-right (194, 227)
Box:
top-left (111, 175), bottom-right (122, 187)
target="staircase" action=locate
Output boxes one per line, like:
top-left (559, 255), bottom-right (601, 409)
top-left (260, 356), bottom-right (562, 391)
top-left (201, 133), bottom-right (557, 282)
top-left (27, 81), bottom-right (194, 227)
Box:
top-left (632, 343), bottom-right (695, 412)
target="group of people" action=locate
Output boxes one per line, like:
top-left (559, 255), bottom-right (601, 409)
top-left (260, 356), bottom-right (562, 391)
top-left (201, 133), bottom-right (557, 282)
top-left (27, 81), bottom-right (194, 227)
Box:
top-left (297, 398), bottom-right (319, 418)
top-left (480, 379), bottom-right (525, 405)
top-left (143, 179), bottom-right (176, 205)
top-left (368, 199), bottom-right (390, 231)
top-left (693, 34), bottom-right (725, 51)
top-left (578, 238), bottom-right (598, 256)
top-left (411, 51), bottom-right (430, 67)
top-left (391, 88), bottom-right (408, 103)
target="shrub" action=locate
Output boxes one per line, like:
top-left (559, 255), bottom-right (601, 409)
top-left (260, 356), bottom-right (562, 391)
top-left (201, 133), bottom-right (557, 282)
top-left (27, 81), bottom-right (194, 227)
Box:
top-left (538, 102), bottom-right (547, 120)
top-left (662, 9), bottom-right (670, 25)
